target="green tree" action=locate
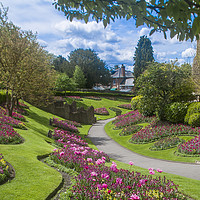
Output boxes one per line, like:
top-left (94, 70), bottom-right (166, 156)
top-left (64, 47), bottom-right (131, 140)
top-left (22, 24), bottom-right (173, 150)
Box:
top-left (53, 55), bottom-right (73, 77)
top-left (53, 0), bottom-right (200, 41)
top-left (136, 62), bottom-right (195, 120)
top-left (68, 48), bottom-right (111, 88)
top-left (55, 73), bottom-right (76, 94)
top-left (133, 35), bottom-right (154, 81)
top-left (0, 5), bottom-right (56, 116)
top-left (73, 65), bottom-right (86, 88)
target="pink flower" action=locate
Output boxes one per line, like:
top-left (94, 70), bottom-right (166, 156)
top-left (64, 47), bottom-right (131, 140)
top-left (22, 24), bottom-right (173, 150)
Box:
top-left (116, 178), bottom-right (123, 184)
top-left (129, 161), bottom-right (134, 166)
top-left (157, 168), bottom-right (163, 173)
top-left (149, 170), bottom-right (155, 175)
top-left (130, 194), bottom-right (140, 199)
top-left (96, 159), bottom-right (103, 165)
top-left (102, 156), bottom-right (106, 160)
top-left (102, 183), bottom-right (108, 189)
top-left (87, 158), bottom-right (92, 162)
top-left (60, 151), bottom-right (64, 156)
top-left (90, 171), bottom-right (98, 176)
top-left (148, 167), bottom-right (154, 171)
top-left (139, 179), bottom-right (147, 185)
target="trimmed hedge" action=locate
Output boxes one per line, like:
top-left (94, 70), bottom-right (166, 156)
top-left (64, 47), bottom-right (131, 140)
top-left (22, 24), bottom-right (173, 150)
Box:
top-left (109, 107), bottom-right (122, 116)
top-left (185, 102), bottom-right (200, 127)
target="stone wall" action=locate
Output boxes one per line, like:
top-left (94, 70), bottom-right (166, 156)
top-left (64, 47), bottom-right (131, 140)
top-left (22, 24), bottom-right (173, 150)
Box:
top-left (42, 101), bottom-right (96, 125)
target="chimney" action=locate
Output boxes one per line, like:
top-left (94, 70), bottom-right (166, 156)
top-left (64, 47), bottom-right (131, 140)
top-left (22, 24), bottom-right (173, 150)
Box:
top-left (121, 64), bottom-right (125, 77)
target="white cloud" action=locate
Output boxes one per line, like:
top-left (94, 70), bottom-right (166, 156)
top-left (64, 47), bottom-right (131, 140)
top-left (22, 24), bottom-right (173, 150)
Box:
top-left (37, 39), bottom-right (48, 47)
top-left (139, 28), bottom-right (150, 36)
top-left (182, 48), bottom-right (196, 58)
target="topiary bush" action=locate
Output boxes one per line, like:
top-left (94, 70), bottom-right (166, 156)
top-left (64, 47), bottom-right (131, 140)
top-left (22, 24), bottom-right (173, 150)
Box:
top-left (188, 113), bottom-right (200, 127)
top-left (131, 95), bottom-right (142, 110)
top-left (165, 102), bottom-right (189, 123)
top-left (185, 102), bottom-right (200, 127)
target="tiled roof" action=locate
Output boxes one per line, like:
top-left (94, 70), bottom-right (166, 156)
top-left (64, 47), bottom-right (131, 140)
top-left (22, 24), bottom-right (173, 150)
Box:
top-left (111, 68), bottom-right (133, 78)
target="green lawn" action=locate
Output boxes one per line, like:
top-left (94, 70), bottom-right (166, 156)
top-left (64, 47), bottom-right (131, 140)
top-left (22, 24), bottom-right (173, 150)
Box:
top-left (105, 121), bottom-right (200, 163)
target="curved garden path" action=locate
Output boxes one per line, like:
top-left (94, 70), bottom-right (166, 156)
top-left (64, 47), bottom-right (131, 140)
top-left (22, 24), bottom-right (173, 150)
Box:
top-left (88, 118), bottom-right (200, 180)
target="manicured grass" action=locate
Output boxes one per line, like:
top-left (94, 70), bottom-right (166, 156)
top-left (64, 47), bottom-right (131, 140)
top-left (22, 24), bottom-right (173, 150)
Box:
top-left (105, 121), bottom-right (200, 163)
top-left (81, 97), bottom-right (131, 120)
top-left (0, 103), bottom-right (63, 199)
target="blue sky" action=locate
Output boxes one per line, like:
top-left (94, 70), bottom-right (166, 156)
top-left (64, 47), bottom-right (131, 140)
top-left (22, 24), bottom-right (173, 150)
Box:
top-left (2, 0), bottom-right (197, 71)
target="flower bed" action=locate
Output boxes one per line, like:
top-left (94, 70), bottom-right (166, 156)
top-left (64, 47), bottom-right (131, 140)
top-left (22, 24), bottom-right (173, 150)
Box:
top-left (0, 154), bottom-right (12, 184)
top-left (94, 107), bottom-right (109, 115)
top-left (18, 102), bottom-right (29, 109)
top-left (52, 128), bottom-right (87, 147)
top-left (49, 117), bottom-right (187, 200)
top-left (177, 135), bottom-right (200, 155)
top-left (0, 115), bottom-right (26, 130)
top-left (130, 123), bottom-right (200, 144)
top-left (118, 104), bottom-right (132, 110)
top-left (113, 110), bottom-right (155, 129)
top-left (51, 117), bottom-right (79, 133)
top-left (0, 122), bottom-right (23, 144)
top-left (120, 125), bottom-right (143, 136)
top-left (66, 96), bottom-right (83, 101)
top-left (84, 96), bottom-right (101, 100)
top-left (150, 137), bottom-right (181, 151)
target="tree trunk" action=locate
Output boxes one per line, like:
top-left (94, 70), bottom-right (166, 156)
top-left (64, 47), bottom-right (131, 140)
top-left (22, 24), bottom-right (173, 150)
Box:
top-left (6, 89), bottom-right (15, 117)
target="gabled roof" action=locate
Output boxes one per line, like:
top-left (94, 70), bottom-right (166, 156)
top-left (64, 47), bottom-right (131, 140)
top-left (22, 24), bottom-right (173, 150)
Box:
top-left (111, 68), bottom-right (133, 78)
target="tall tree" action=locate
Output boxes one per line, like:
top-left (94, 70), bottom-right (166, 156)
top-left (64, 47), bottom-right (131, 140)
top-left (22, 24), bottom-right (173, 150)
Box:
top-left (54, 0), bottom-right (200, 41)
top-left (0, 5), bottom-right (56, 116)
top-left (68, 48), bottom-right (111, 88)
top-left (136, 62), bottom-right (195, 119)
top-left (133, 36), bottom-right (154, 81)
top-left (73, 65), bottom-right (86, 89)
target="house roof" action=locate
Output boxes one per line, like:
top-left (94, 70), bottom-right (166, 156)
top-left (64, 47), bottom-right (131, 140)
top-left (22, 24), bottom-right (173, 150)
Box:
top-left (111, 68), bottom-right (133, 78)
top-left (125, 78), bottom-right (134, 87)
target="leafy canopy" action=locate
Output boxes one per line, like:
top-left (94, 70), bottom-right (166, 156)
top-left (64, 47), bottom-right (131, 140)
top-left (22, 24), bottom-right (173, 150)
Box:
top-left (133, 35), bottom-right (154, 81)
top-left (53, 0), bottom-right (200, 41)
top-left (136, 62), bottom-right (195, 119)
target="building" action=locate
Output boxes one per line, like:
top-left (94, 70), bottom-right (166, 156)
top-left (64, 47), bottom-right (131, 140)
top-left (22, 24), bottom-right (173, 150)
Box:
top-left (111, 65), bottom-right (134, 92)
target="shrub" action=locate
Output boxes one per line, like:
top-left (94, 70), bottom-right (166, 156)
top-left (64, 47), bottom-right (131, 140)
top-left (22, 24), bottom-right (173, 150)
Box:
top-left (188, 113), bottom-right (200, 127)
top-left (0, 91), bottom-right (7, 104)
top-left (185, 102), bottom-right (200, 127)
top-left (131, 95), bottom-right (142, 110)
top-left (109, 107), bottom-right (122, 116)
top-left (166, 102), bottom-right (189, 123)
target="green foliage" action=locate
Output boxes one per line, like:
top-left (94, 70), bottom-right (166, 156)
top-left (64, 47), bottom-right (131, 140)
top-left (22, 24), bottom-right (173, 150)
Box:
top-left (0, 90), bottom-right (7, 104)
top-left (73, 65), bottom-right (86, 88)
top-left (165, 102), bottom-right (189, 123)
top-left (53, 0), bottom-right (200, 41)
top-left (185, 102), bottom-right (200, 127)
top-left (109, 107), bottom-right (122, 116)
top-left (133, 36), bottom-right (154, 81)
top-left (188, 113), bottom-right (200, 127)
top-left (136, 62), bottom-right (195, 119)
top-left (55, 73), bottom-right (76, 92)
top-left (68, 48), bottom-right (111, 88)
top-left (131, 95), bottom-right (142, 110)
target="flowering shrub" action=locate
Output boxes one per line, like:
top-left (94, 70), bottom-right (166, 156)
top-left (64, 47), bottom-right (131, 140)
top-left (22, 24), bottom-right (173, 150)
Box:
top-left (118, 104), bottom-right (132, 110)
top-left (18, 102), bottom-right (29, 109)
top-left (51, 117), bottom-right (79, 133)
top-left (130, 123), bottom-right (200, 144)
top-left (13, 107), bottom-right (28, 115)
top-left (113, 110), bottom-right (156, 129)
top-left (0, 122), bottom-right (24, 144)
top-left (177, 135), bottom-right (200, 155)
top-left (150, 137), bottom-right (181, 151)
top-left (66, 96), bottom-right (82, 101)
top-left (94, 107), bottom-right (109, 115)
top-left (0, 154), bottom-right (11, 184)
top-left (52, 128), bottom-right (87, 147)
top-left (120, 125), bottom-right (143, 136)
